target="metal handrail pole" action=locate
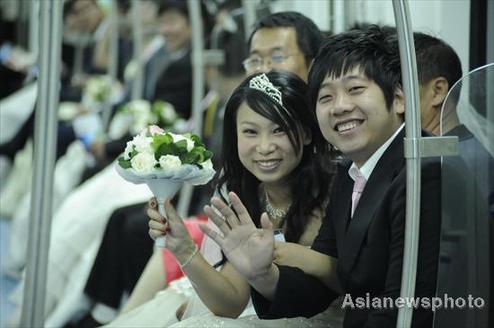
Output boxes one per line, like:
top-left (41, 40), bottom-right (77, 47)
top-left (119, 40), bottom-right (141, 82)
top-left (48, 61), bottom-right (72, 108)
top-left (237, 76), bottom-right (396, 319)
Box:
top-left (242, 0), bottom-right (257, 40)
top-left (333, 0), bottom-right (346, 34)
top-left (28, 0), bottom-right (39, 58)
top-left (102, 0), bottom-right (120, 131)
top-left (392, 1), bottom-right (423, 327)
top-left (131, 0), bottom-right (144, 100)
top-left (177, 0), bottom-right (205, 217)
top-left (108, 0), bottom-right (119, 82)
top-left (20, 0), bottom-right (63, 326)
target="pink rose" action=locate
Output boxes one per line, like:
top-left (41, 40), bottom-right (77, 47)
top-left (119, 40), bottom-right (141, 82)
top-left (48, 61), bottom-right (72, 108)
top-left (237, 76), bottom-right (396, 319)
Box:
top-left (148, 125), bottom-right (164, 135)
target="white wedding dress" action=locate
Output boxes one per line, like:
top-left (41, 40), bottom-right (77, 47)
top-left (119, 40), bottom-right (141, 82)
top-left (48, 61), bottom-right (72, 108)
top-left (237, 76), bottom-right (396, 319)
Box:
top-left (8, 163), bottom-right (152, 327)
top-left (172, 297), bottom-right (345, 328)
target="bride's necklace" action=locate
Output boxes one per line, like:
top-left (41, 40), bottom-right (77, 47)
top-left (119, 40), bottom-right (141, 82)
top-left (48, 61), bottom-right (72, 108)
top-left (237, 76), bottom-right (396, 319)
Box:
top-left (264, 189), bottom-right (289, 222)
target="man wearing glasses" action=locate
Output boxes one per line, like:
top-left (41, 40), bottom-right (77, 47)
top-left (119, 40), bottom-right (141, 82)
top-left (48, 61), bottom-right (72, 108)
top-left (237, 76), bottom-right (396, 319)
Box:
top-left (243, 12), bottom-right (323, 82)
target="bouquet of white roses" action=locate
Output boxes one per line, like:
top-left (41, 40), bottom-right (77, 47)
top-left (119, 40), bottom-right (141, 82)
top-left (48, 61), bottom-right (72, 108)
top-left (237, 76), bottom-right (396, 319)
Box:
top-left (117, 125), bottom-right (213, 174)
top-left (115, 125), bottom-right (215, 247)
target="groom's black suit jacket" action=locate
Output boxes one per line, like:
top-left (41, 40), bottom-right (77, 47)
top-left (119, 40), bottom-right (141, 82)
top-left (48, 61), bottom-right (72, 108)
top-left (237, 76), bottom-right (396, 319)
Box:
top-left (252, 129), bottom-right (442, 328)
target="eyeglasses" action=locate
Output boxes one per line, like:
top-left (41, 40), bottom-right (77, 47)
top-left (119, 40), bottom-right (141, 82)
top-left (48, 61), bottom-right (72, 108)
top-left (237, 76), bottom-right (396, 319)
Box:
top-left (242, 53), bottom-right (294, 72)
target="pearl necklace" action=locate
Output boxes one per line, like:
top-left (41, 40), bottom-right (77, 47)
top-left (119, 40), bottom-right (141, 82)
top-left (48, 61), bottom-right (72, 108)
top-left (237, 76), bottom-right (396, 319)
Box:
top-left (264, 189), bottom-right (289, 222)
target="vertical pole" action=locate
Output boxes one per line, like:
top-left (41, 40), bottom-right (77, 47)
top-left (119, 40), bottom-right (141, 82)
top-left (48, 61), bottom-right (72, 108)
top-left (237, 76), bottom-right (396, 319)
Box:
top-left (28, 0), bottom-right (39, 58)
top-left (102, 0), bottom-right (120, 131)
top-left (242, 0), bottom-right (256, 40)
top-left (131, 0), bottom-right (144, 100)
top-left (177, 0), bottom-right (205, 217)
top-left (20, 0), bottom-right (63, 326)
top-left (393, 0), bottom-right (422, 327)
top-left (333, 0), bottom-right (346, 34)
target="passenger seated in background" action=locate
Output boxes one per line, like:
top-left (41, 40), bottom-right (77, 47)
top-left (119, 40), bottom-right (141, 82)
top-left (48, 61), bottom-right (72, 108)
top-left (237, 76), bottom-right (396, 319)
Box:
top-left (411, 32), bottom-right (493, 326)
top-left (412, 32), bottom-right (493, 210)
top-left (244, 11), bottom-right (322, 82)
top-left (197, 26), bottom-right (442, 328)
top-left (109, 70), bottom-right (334, 326)
top-left (61, 0), bottom-right (110, 101)
top-left (61, 1), bottom-right (212, 326)
top-left (83, 0), bottom-right (212, 177)
top-left (0, 0), bottom-right (132, 165)
top-left (4, 2), bottom-right (212, 327)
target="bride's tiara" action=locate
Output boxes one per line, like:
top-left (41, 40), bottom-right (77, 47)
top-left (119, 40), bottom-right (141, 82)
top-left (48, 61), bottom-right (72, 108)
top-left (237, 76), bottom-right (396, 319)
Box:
top-left (249, 73), bottom-right (283, 106)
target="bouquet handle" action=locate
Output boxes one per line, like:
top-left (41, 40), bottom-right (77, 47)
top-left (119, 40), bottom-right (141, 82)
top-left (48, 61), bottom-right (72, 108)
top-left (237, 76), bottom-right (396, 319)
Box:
top-left (155, 198), bottom-right (167, 248)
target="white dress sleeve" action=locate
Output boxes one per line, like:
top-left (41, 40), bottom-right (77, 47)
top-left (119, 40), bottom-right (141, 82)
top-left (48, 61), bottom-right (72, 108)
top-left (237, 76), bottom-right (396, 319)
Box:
top-left (199, 183), bottom-right (228, 266)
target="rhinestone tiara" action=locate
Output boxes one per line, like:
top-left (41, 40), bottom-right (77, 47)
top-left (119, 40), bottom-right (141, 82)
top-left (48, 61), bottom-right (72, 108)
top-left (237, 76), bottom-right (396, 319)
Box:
top-left (249, 73), bottom-right (283, 106)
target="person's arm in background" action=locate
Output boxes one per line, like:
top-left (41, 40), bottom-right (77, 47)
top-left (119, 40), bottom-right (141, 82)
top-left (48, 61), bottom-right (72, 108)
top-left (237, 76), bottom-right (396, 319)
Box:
top-left (273, 242), bottom-right (341, 293)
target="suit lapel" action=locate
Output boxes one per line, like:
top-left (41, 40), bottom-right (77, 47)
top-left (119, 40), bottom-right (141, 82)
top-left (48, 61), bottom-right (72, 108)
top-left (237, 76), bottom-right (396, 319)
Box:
top-left (337, 129), bottom-right (406, 285)
top-left (332, 161), bottom-right (353, 246)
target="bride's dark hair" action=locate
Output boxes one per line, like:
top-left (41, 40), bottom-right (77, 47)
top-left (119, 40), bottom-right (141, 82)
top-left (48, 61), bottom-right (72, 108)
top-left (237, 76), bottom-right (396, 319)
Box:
top-left (216, 70), bottom-right (333, 243)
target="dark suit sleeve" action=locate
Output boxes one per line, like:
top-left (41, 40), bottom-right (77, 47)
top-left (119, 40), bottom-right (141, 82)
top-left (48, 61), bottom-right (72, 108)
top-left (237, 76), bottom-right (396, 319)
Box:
top-left (251, 191), bottom-right (339, 319)
top-left (252, 265), bottom-right (336, 319)
top-left (365, 161), bottom-right (441, 328)
top-left (312, 203), bottom-right (338, 258)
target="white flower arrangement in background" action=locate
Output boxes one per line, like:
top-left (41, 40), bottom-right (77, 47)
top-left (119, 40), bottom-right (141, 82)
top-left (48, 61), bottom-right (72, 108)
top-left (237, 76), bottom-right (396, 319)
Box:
top-left (109, 100), bottom-right (186, 140)
top-left (82, 75), bottom-right (122, 108)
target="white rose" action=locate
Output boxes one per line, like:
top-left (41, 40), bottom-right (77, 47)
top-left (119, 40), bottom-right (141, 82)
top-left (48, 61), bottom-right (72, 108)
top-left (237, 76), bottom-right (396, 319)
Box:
top-left (201, 159), bottom-right (213, 170)
top-left (132, 133), bottom-right (154, 154)
top-left (159, 155), bottom-right (182, 170)
top-left (170, 133), bottom-right (194, 152)
top-left (123, 141), bottom-right (134, 160)
top-left (130, 152), bottom-right (156, 173)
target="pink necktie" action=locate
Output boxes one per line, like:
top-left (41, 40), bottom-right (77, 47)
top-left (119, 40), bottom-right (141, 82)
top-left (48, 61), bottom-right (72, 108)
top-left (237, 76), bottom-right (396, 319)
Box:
top-left (351, 173), bottom-right (367, 217)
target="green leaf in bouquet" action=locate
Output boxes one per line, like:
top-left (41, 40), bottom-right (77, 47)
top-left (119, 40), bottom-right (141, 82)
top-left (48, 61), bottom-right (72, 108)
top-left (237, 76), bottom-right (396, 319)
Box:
top-left (151, 133), bottom-right (173, 151)
top-left (174, 140), bottom-right (189, 153)
top-left (118, 157), bottom-right (132, 169)
top-left (190, 146), bottom-right (212, 164)
top-left (156, 142), bottom-right (176, 159)
top-left (180, 152), bottom-right (201, 165)
top-left (203, 150), bottom-right (213, 160)
top-left (189, 134), bottom-right (205, 148)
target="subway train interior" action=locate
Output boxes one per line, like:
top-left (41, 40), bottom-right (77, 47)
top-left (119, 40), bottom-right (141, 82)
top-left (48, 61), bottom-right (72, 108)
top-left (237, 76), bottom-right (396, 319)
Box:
top-left (0, 0), bottom-right (492, 327)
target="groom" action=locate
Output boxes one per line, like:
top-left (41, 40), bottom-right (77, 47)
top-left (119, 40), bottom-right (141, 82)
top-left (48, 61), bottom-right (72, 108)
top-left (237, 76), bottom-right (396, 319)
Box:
top-left (201, 26), bottom-right (442, 327)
